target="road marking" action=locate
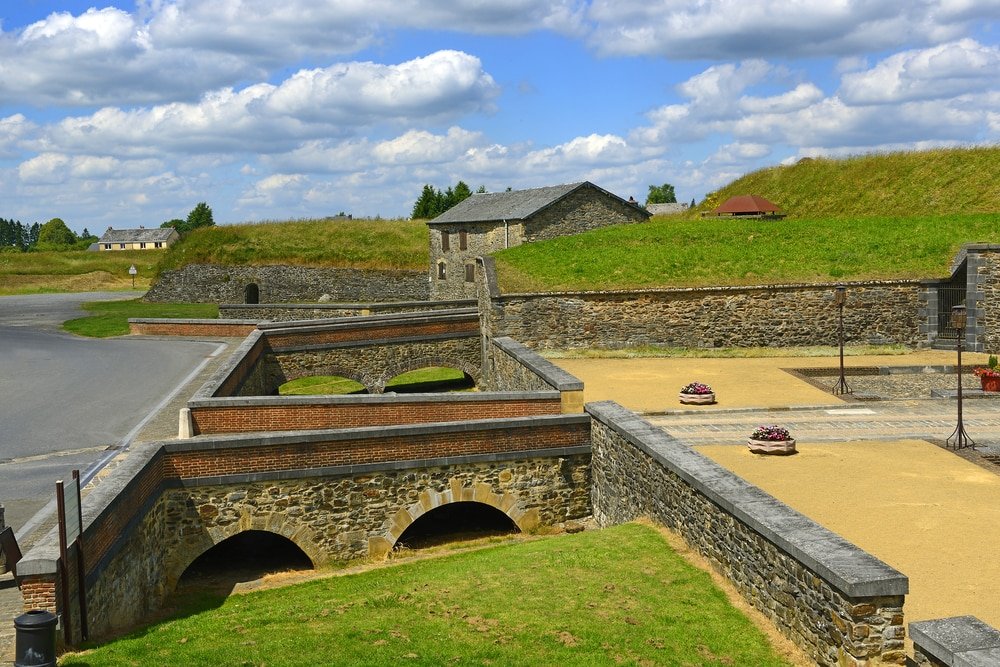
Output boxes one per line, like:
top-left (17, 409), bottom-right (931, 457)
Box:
top-left (824, 408), bottom-right (877, 415)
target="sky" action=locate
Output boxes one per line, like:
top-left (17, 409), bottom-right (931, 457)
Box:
top-left (0, 1), bottom-right (998, 234)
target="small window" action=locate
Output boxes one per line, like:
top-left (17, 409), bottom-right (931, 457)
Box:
top-left (437, 261), bottom-right (446, 280)
top-left (441, 231), bottom-right (450, 251)
top-left (119, 243), bottom-right (126, 249)
top-left (155, 242), bottom-right (163, 248)
top-left (140, 242), bottom-right (146, 249)
top-left (103, 244), bottom-right (111, 250)
top-left (465, 263), bottom-right (475, 282)
top-left (459, 230), bottom-right (468, 250)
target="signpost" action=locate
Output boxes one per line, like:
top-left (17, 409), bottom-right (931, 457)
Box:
top-left (128, 264), bottom-right (137, 288)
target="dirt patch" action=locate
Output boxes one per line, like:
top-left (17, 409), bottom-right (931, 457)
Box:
top-left (697, 440), bottom-right (1000, 642)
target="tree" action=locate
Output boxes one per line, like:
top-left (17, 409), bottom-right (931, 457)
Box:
top-left (160, 218), bottom-right (186, 231)
top-left (186, 202), bottom-right (214, 231)
top-left (36, 218), bottom-right (77, 250)
top-left (410, 181), bottom-right (476, 219)
top-left (690, 198), bottom-right (696, 208)
top-left (646, 183), bottom-right (677, 206)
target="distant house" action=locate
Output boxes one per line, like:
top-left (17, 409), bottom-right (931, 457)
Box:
top-left (427, 181), bottom-right (651, 299)
top-left (710, 195), bottom-right (785, 219)
top-left (95, 227), bottom-right (180, 251)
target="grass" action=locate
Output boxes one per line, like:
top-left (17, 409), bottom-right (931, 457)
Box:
top-left (0, 249), bottom-right (161, 295)
top-left (692, 146), bottom-right (1000, 218)
top-left (494, 212), bottom-right (1000, 292)
top-left (60, 523), bottom-right (793, 666)
top-left (279, 368), bottom-right (471, 395)
top-left (156, 218), bottom-right (428, 276)
top-left (62, 299), bottom-right (219, 338)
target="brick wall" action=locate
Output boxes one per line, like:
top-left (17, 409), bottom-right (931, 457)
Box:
top-left (128, 319), bottom-right (259, 337)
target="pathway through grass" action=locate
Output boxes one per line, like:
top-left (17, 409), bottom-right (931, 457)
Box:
top-left (61, 524), bottom-right (794, 666)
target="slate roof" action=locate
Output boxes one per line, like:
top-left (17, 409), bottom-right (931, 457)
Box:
top-left (98, 227), bottom-right (178, 243)
top-left (713, 194), bottom-right (782, 215)
top-left (428, 182), bottom-right (644, 224)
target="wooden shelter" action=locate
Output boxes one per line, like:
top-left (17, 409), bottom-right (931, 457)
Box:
top-left (710, 195), bottom-right (785, 219)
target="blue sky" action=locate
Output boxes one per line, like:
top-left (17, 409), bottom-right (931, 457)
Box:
top-left (0, 1), bottom-right (998, 234)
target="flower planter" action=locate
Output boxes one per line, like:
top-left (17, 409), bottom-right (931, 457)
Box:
top-left (679, 391), bottom-right (716, 405)
top-left (747, 437), bottom-right (796, 455)
top-left (981, 375), bottom-right (1000, 392)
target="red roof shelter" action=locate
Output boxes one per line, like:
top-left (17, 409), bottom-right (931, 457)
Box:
top-left (711, 195), bottom-right (784, 218)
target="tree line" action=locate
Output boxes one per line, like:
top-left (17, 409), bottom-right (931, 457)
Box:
top-left (0, 217), bottom-right (97, 252)
top-left (411, 181), bottom-right (487, 219)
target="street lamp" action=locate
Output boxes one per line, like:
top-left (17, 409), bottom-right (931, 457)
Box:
top-left (946, 304), bottom-right (975, 450)
top-left (832, 285), bottom-right (852, 395)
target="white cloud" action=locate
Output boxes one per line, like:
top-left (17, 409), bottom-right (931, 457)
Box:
top-left (585, 0), bottom-right (1000, 59)
top-left (739, 84), bottom-right (825, 114)
top-left (840, 39), bottom-right (1000, 104)
top-left (40, 51), bottom-right (497, 157)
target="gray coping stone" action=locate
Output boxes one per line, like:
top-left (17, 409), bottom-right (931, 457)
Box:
top-left (222, 299), bottom-right (476, 311)
top-left (166, 413), bottom-right (592, 453)
top-left (193, 329), bottom-right (266, 399)
top-left (128, 318), bottom-right (259, 325)
top-left (256, 308), bottom-right (479, 332)
top-left (492, 337), bottom-right (584, 391)
top-left (269, 330), bottom-right (478, 354)
top-left (585, 400), bottom-right (908, 599)
top-left (188, 390), bottom-right (559, 409)
top-left (911, 616), bottom-right (1000, 666)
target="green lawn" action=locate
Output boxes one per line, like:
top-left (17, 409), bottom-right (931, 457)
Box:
top-left (495, 212), bottom-right (1000, 292)
top-left (62, 299), bottom-right (219, 337)
top-left (280, 367), bottom-right (471, 395)
top-left (60, 524), bottom-right (793, 666)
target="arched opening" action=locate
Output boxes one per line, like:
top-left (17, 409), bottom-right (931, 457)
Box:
top-left (177, 530), bottom-right (313, 592)
top-left (384, 366), bottom-right (475, 393)
top-left (278, 375), bottom-right (368, 395)
top-left (244, 283), bottom-right (260, 304)
top-left (394, 502), bottom-right (519, 551)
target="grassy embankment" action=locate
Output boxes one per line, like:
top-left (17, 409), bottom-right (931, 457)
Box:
top-left (60, 523), bottom-right (796, 667)
top-left (0, 249), bottom-right (161, 295)
top-left (496, 146), bottom-right (1000, 292)
top-left (63, 299), bottom-right (219, 337)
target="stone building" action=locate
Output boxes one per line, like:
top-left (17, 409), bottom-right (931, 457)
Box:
top-left (427, 182), bottom-right (650, 299)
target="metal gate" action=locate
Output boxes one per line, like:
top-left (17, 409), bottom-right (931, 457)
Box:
top-left (937, 286), bottom-right (967, 339)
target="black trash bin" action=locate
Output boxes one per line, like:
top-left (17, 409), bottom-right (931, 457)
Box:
top-left (14, 609), bottom-right (57, 667)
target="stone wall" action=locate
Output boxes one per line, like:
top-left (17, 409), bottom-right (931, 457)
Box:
top-left (219, 299), bottom-right (475, 322)
top-left (524, 186), bottom-right (648, 243)
top-left (145, 264), bottom-right (429, 303)
top-left (16, 415), bottom-right (591, 641)
top-left (910, 616), bottom-right (1000, 666)
top-left (587, 401), bottom-right (908, 666)
top-left (478, 256), bottom-right (923, 349)
top-left (0, 504), bottom-right (5, 572)
top-left (487, 336), bottom-right (585, 413)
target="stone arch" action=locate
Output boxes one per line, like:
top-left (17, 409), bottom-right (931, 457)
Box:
top-left (367, 479), bottom-right (539, 558)
top-left (375, 356), bottom-right (482, 394)
top-left (164, 507), bottom-right (327, 593)
top-left (244, 283), bottom-right (260, 304)
top-left (277, 363), bottom-right (371, 394)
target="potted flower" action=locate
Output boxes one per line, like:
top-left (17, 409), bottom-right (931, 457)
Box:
top-left (747, 424), bottom-right (796, 455)
top-left (679, 381), bottom-right (716, 405)
top-left (974, 356), bottom-right (1000, 392)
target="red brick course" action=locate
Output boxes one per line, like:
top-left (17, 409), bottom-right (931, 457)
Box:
top-left (265, 318), bottom-right (478, 349)
top-left (129, 321), bottom-right (258, 337)
top-left (190, 397), bottom-right (562, 434)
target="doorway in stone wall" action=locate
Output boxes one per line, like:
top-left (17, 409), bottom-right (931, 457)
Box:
top-left (244, 283), bottom-right (260, 304)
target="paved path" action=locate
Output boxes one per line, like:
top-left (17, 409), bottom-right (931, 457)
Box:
top-left (647, 399), bottom-right (1000, 451)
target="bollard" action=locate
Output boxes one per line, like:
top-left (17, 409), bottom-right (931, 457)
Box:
top-left (14, 610), bottom-right (57, 667)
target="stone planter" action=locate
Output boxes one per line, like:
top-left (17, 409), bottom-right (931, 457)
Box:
top-left (980, 375), bottom-right (1000, 392)
top-left (679, 391), bottom-right (716, 405)
top-left (747, 437), bottom-right (796, 455)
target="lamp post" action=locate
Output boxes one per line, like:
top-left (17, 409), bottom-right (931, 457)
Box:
top-left (946, 304), bottom-right (975, 450)
top-left (832, 285), bottom-right (852, 395)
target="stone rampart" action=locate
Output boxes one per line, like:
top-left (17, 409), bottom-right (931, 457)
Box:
top-left (145, 264), bottom-right (429, 303)
top-left (587, 401), bottom-right (908, 666)
top-left (220, 300), bottom-right (476, 321)
top-left (487, 336), bottom-right (584, 413)
top-left (16, 416), bottom-right (592, 642)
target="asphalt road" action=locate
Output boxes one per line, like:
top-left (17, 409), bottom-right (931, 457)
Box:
top-left (0, 292), bottom-right (218, 537)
